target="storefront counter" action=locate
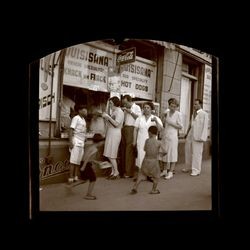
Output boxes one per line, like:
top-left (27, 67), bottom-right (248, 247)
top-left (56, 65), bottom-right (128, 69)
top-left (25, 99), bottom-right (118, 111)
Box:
top-left (39, 137), bottom-right (106, 185)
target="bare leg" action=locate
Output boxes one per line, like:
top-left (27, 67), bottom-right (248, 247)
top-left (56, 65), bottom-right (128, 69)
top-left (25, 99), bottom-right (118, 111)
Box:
top-left (109, 158), bottom-right (119, 176)
top-left (165, 163), bottom-right (175, 179)
top-left (68, 163), bottom-right (76, 183)
top-left (160, 162), bottom-right (168, 176)
top-left (84, 181), bottom-right (97, 200)
top-left (130, 173), bottom-right (146, 193)
top-left (74, 165), bottom-right (80, 180)
top-left (86, 181), bottom-right (95, 196)
top-left (150, 179), bottom-right (160, 194)
top-left (169, 162), bottom-right (176, 172)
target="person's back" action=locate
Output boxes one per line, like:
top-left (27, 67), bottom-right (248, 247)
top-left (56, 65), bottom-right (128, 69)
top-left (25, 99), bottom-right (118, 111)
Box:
top-left (144, 137), bottom-right (161, 159)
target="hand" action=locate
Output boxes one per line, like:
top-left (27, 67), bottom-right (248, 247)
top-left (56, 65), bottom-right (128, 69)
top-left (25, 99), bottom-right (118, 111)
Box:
top-left (102, 112), bottom-right (109, 119)
top-left (151, 116), bottom-right (156, 122)
top-left (123, 107), bottom-right (131, 113)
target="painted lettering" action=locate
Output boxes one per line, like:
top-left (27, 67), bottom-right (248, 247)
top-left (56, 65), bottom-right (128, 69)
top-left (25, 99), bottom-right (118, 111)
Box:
top-left (66, 47), bottom-right (111, 66)
top-left (40, 159), bottom-right (70, 179)
top-left (39, 93), bottom-right (55, 109)
top-left (135, 84), bottom-right (148, 92)
top-left (123, 64), bottom-right (152, 78)
top-left (121, 80), bottom-right (132, 88)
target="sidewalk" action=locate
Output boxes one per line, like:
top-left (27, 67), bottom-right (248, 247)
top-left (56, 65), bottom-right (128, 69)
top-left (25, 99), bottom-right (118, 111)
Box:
top-left (39, 158), bottom-right (211, 211)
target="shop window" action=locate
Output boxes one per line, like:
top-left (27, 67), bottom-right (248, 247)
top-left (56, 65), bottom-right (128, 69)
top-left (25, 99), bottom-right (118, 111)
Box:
top-left (60, 85), bottom-right (109, 138)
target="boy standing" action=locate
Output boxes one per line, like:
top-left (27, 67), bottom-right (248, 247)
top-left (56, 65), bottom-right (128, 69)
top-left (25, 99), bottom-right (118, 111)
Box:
top-left (68, 104), bottom-right (87, 184)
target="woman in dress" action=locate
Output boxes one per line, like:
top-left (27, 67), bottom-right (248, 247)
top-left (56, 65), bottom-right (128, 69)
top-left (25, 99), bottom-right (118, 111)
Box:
top-left (160, 98), bottom-right (183, 179)
top-left (133, 102), bottom-right (163, 179)
top-left (102, 96), bottom-right (124, 179)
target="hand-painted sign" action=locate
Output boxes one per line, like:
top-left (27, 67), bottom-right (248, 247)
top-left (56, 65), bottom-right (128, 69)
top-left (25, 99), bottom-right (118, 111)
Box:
top-left (63, 44), bottom-right (113, 92)
top-left (39, 52), bottom-right (59, 121)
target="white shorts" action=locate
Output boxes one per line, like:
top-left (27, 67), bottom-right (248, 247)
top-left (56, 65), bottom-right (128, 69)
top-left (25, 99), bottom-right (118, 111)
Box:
top-left (69, 137), bottom-right (85, 165)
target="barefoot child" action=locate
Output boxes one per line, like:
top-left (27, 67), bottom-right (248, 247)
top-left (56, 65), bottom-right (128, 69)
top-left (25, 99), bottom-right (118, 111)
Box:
top-left (130, 126), bottom-right (166, 195)
top-left (79, 133), bottom-right (105, 200)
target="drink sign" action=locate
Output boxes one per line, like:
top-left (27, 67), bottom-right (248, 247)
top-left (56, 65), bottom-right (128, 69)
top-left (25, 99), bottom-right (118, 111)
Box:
top-left (116, 47), bottom-right (136, 65)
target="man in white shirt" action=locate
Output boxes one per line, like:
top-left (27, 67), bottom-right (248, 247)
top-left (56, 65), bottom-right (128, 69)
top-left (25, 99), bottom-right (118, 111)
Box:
top-left (182, 99), bottom-right (209, 176)
top-left (121, 95), bottom-right (142, 178)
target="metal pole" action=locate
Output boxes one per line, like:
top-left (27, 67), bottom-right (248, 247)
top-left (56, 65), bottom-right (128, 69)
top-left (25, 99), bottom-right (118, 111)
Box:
top-left (54, 49), bottom-right (66, 138)
top-left (168, 52), bottom-right (180, 92)
top-left (48, 53), bottom-right (56, 157)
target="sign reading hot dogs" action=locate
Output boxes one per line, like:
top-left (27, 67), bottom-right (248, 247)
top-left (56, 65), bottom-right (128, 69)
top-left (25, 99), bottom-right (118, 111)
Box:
top-left (116, 47), bottom-right (136, 65)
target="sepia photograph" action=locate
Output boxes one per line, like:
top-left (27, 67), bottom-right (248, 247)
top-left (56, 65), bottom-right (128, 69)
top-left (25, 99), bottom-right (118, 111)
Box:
top-left (29, 38), bottom-right (218, 217)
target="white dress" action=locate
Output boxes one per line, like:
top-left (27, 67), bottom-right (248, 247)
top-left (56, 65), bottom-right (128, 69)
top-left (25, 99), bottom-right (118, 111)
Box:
top-left (161, 110), bottom-right (182, 163)
top-left (134, 115), bottom-right (163, 168)
top-left (103, 107), bottom-right (124, 159)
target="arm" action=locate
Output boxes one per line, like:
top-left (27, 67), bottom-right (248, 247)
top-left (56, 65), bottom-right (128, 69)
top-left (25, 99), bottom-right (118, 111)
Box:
top-left (165, 116), bottom-right (182, 130)
top-left (69, 128), bottom-right (74, 149)
top-left (102, 112), bottom-right (120, 127)
top-left (124, 108), bottom-right (140, 120)
top-left (133, 127), bottom-right (138, 146)
top-left (151, 116), bottom-right (164, 131)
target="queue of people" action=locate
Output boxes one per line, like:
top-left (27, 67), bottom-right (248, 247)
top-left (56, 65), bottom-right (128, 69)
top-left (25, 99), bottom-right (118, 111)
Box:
top-left (66, 96), bottom-right (209, 199)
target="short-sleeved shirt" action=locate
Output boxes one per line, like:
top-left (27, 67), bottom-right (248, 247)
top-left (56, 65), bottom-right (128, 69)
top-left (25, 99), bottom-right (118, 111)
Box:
top-left (70, 115), bottom-right (86, 141)
top-left (124, 103), bottom-right (142, 126)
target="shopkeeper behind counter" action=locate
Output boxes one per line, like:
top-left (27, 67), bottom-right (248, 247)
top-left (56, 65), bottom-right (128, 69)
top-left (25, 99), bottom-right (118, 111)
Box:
top-left (89, 107), bottom-right (106, 138)
top-left (61, 95), bottom-right (75, 131)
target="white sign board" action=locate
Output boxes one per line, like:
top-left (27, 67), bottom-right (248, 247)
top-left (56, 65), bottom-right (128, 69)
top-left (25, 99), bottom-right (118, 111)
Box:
top-left (120, 59), bottom-right (156, 100)
top-left (203, 64), bottom-right (212, 137)
top-left (39, 53), bottom-right (59, 121)
top-left (63, 44), bottom-right (114, 92)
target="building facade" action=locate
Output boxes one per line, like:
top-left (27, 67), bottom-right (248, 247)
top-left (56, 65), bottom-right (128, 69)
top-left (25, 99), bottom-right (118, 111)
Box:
top-left (38, 39), bottom-right (212, 185)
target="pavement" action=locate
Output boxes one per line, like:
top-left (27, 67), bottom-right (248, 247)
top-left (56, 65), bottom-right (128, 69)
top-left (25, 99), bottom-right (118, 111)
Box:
top-left (39, 158), bottom-right (211, 211)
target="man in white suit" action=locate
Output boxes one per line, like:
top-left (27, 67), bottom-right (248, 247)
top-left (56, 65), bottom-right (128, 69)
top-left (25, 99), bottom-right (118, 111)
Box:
top-left (182, 99), bottom-right (209, 176)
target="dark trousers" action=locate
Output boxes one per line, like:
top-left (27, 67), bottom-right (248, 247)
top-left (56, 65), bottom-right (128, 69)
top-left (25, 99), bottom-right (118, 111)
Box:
top-left (121, 126), bottom-right (135, 177)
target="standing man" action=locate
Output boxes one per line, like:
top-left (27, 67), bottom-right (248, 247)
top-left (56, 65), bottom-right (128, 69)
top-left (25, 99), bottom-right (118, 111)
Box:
top-left (121, 95), bottom-right (142, 178)
top-left (182, 99), bottom-right (209, 176)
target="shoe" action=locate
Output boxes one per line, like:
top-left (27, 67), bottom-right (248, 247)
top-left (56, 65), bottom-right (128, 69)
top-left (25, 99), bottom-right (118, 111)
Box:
top-left (124, 175), bottom-right (132, 178)
top-left (67, 178), bottom-right (74, 184)
top-left (84, 195), bottom-right (97, 200)
top-left (165, 172), bottom-right (173, 179)
top-left (160, 170), bottom-right (167, 177)
top-left (149, 189), bottom-right (160, 194)
top-left (182, 168), bottom-right (190, 173)
top-left (130, 189), bottom-right (137, 194)
top-left (106, 174), bottom-right (114, 179)
top-left (74, 176), bottom-right (79, 182)
top-left (190, 173), bottom-right (200, 176)
top-left (109, 175), bottom-right (120, 180)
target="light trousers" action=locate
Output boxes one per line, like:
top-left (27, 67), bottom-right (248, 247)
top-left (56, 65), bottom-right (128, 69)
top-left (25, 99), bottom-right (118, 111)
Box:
top-left (185, 139), bottom-right (204, 174)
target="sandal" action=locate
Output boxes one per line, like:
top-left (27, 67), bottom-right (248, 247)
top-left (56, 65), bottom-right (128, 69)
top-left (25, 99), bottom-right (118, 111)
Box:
top-left (84, 195), bottom-right (97, 200)
top-left (149, 190), bottom-right (160, 194)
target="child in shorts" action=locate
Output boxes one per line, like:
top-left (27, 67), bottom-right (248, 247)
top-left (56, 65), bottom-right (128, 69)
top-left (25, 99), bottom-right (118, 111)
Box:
top-left (130, 126), bottom-right (167, 195)
top-left (79, 133), bottom-right (105, 200)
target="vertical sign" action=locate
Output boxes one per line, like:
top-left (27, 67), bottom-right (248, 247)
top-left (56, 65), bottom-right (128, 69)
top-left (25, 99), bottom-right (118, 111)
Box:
top-left (203, 64), bottom-right (212, 137)
top-left (39, 53), bottom-right (59, 121)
